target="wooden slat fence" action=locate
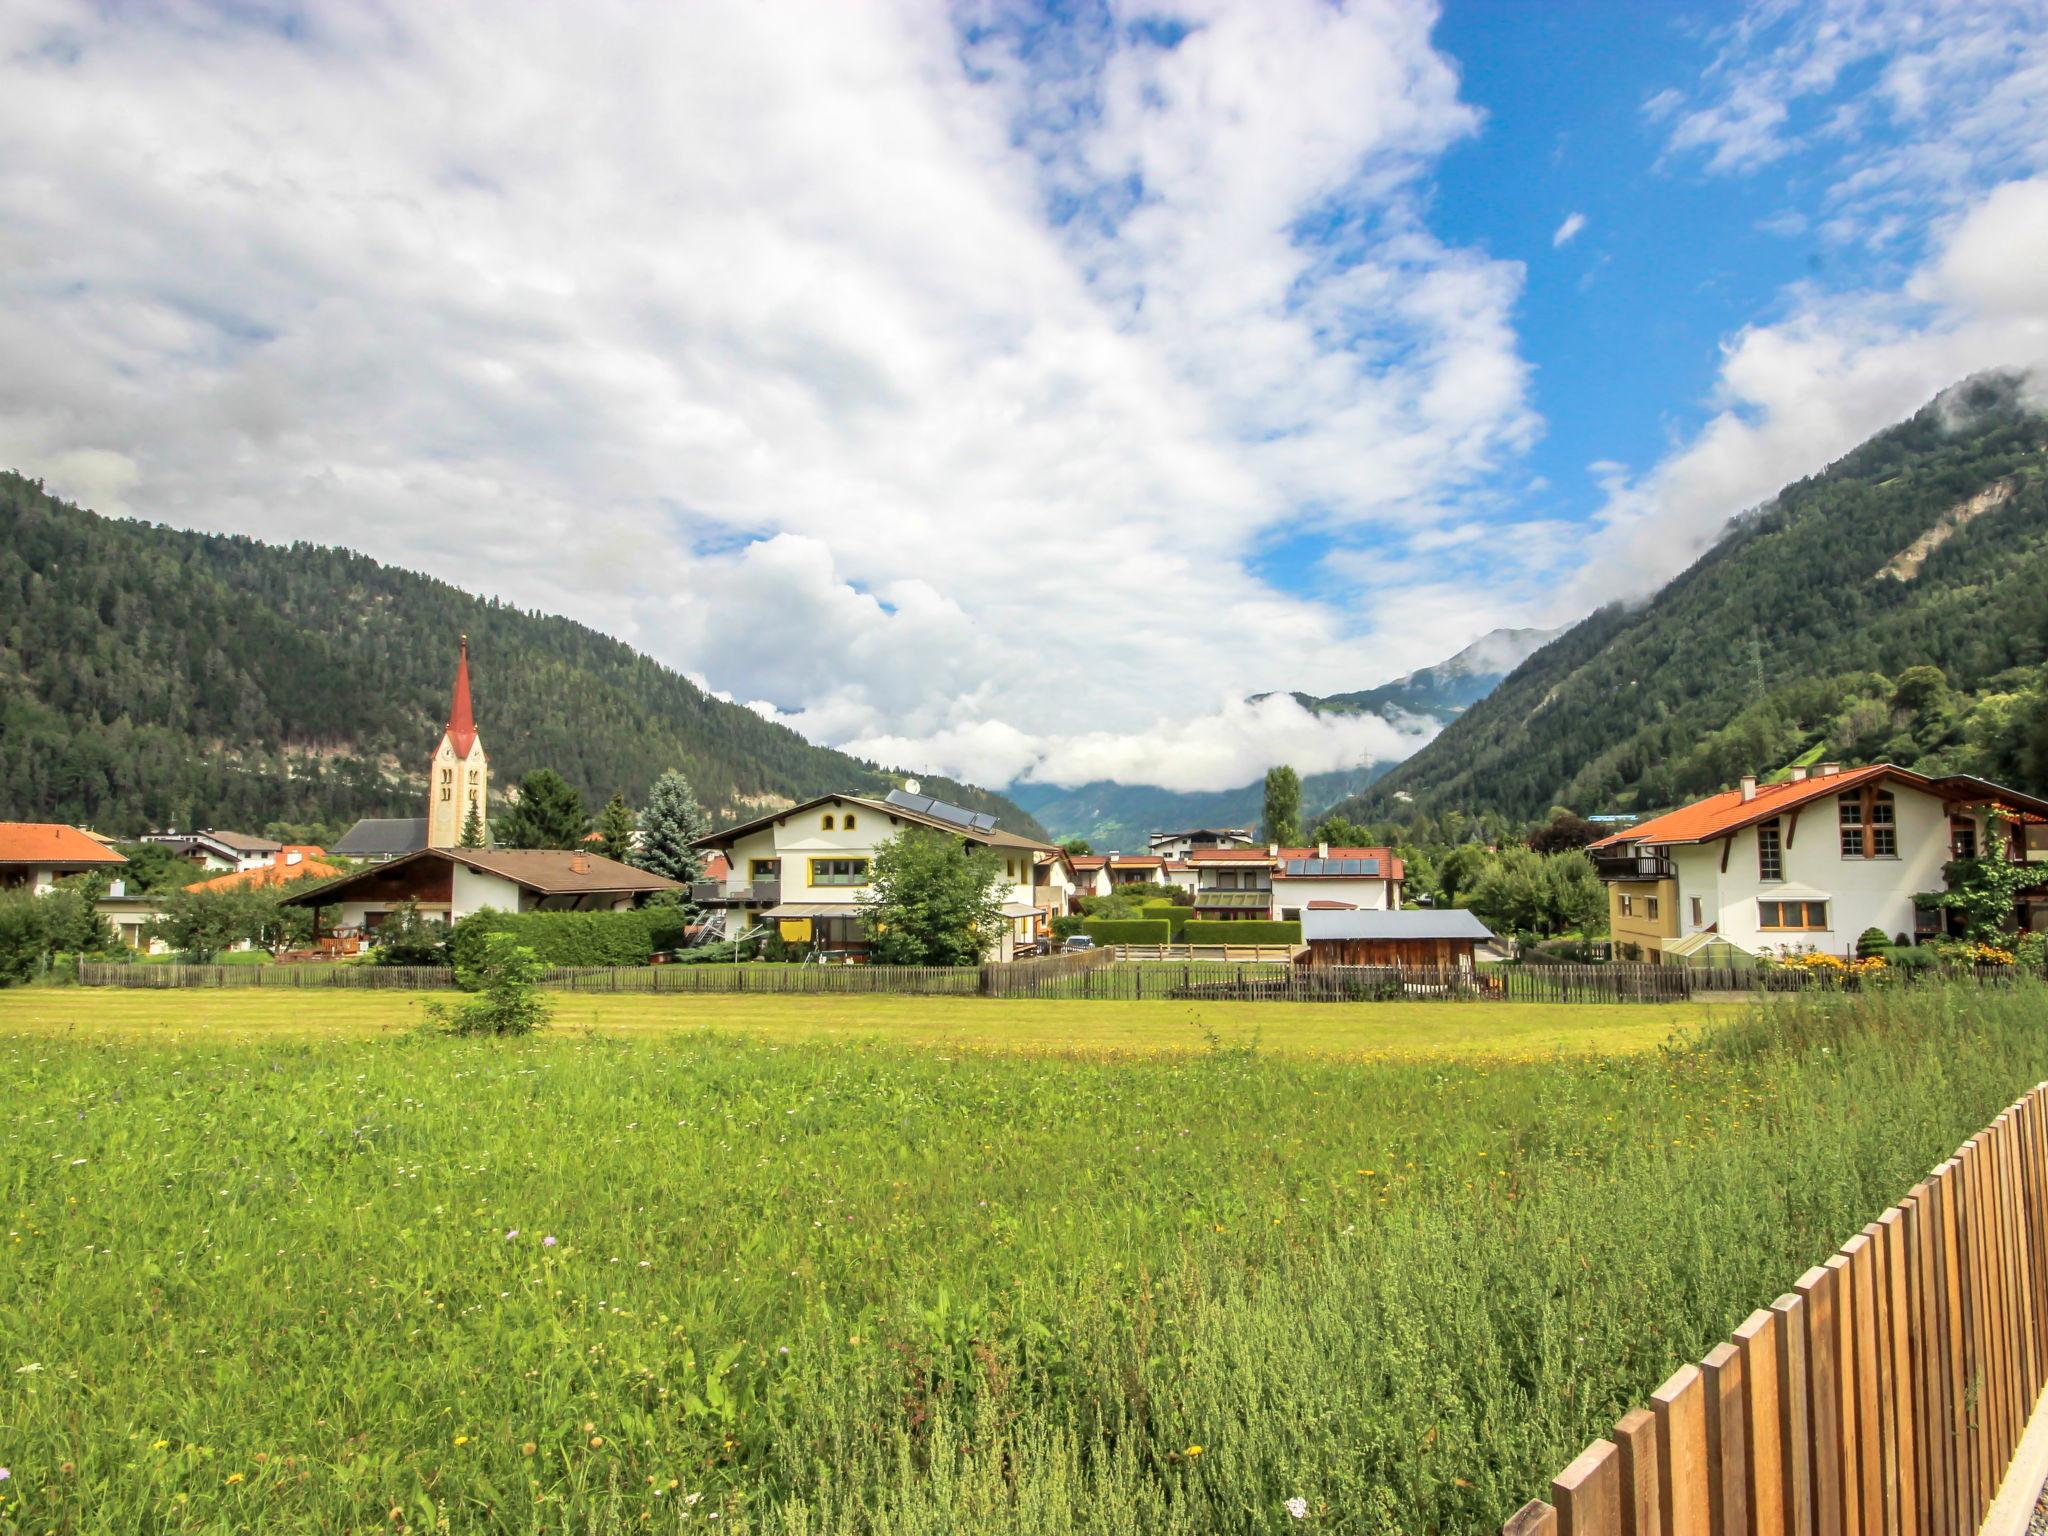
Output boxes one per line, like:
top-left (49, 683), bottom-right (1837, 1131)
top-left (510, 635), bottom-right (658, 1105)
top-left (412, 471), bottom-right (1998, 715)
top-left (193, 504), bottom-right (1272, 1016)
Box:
top-left (78, 962), bottom-right (456, 988)
top-left (979, 947), bottom-right (1119, 997)
top-left (1502, 1080), bottom-right (2048, 1536)
top-left (543, 963), bottom-right (980, 996)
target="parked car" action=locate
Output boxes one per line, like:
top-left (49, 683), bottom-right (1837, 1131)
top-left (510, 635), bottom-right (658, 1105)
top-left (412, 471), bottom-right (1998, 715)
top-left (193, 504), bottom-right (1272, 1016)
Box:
top-left (1060, 935), bottom-right (1095, 953)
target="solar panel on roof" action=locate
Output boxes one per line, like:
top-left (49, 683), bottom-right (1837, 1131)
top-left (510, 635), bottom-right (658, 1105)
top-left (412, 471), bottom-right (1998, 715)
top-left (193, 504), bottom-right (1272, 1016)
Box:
top-left (885, 789), bottom-right (937, 815)
top-left (886, 787), bottom-right (1000, 834)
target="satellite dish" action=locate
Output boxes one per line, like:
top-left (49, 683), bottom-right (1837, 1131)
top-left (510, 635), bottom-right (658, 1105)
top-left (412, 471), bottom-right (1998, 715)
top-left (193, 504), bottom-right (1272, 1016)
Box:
top-left (903, 778), bottom-right (921, 795)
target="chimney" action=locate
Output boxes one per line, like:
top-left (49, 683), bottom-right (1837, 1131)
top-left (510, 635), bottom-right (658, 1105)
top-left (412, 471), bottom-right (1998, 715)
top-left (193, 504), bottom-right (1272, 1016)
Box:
top-left (285, 849), bottom-right (302, 866)
top-left (1268, 842), bottom-right (1279, 857)
top-left (569, 854), bottom-right (590, 874)
top-left (1740, 775), bottom-right (1758, 802)
top-left (1788, 767), bottom-right (1808, 783)
top-left (1817, 762), bottom-right (1842, 779)
top-left (108, 879), bottom-right (125, 898)
top-left (1317, 840), bottom-right (1329, 859)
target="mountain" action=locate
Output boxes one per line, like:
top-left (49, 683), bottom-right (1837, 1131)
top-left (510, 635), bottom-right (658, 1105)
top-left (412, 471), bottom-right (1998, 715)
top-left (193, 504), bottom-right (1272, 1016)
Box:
top-left (1290, 627), bottom-right (1562, 719)
top-left (1010, 629), bottom-right (1552, 847)
top-left (1328, 370), bottom-right (2048, 825)
top-left (1003, 765), bottom-right (1389, 853)
top-left (0, 472), bottom-right (1046, 840)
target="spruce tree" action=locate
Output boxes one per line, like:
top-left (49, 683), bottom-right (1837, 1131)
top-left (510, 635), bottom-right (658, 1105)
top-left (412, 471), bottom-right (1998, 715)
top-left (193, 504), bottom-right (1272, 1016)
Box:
top-left (595, 791), bottom-right (637, 863)
top-left (459, 802), bottom-right (487, 848)
top-left (495, 768), bottom-right (591, 850)
top-left (633, 769), bottom-right (709, 883)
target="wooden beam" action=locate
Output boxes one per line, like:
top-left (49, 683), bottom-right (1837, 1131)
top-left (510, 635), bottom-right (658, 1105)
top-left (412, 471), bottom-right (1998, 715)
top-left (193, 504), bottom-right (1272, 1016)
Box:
top-left (1785, 804), bottom-right (1801, 851)
top-left (1720, 836), bottom-right (1733, 875)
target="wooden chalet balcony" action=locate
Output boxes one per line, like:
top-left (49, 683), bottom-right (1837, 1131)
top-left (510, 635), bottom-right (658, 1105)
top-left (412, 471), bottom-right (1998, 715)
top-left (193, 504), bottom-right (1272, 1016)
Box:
top-left (1590, 848), bottom-right (1674, 883)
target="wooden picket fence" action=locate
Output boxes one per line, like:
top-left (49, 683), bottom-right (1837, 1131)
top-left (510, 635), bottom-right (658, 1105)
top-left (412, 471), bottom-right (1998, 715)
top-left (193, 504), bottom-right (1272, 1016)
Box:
top-left (1501, 1080), bottom-right (2048, 1536)
top-left (77, 962), bottom-right (456, 988)
top-left (978, 947), bottom-right (1119, 997)
top-left (542, 963), bottom-right (979, 996)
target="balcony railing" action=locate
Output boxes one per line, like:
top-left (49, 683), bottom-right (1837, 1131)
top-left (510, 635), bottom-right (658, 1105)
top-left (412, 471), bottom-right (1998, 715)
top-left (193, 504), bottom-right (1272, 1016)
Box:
top-left (1590, 849), bottom-right (1674, 883)
top-left (689, 880), bottom-right (781, 906)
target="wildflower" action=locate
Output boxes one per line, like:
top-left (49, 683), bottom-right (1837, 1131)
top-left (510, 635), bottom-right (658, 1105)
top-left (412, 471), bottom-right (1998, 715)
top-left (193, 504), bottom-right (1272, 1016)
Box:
top-left (590, 1436), bottom-right (604, 1449)
top-left (454, 1435), bottom-right (470, 1446)
top-left (1185, 1444), bottom-right (1202, 1457)
top-left (226, 1472), bottom-right (245, 1485)
top-left (543, 1235), bottom-right (558, 1248)
top-left (1286, 1496), bottom-right (1309, 1520)
top-left (152, 1440), bottom-right (169, 1450)
top-left (505, 1229), bottom-right (519, 1241)
top-left (522, 1442), bottom-right (538, 1456)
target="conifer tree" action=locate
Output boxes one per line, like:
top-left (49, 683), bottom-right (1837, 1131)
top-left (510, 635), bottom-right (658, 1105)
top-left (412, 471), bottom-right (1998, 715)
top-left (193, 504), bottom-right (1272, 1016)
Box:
top-left (1262, 765), bottom-right (1302, 846)
top-left (495, 769), bottom-right (591, 850)
top-left (595, 791), bottom-right (637, 863)
top-left (459, 802), bottom-right (487, 848)
top-left (633, 770), bottom-right (709, 883)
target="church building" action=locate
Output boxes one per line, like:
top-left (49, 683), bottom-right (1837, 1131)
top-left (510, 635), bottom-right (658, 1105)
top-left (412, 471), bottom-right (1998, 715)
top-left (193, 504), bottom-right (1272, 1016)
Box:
top-left (333, 638), bottom-right (490, 861)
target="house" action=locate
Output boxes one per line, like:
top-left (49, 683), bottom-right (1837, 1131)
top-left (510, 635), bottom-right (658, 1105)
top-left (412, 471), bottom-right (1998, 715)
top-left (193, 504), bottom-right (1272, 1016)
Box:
top-left (1065, 855), bottom-right (1110, 904)
top-left (1162, 858), bottom-right (1197, 896)
top-left (1032, 851), bottom-right (1077, 920)
top-left (1148, 827), bottom-right (1258, 860)
top-left (1189, 842), bottom-right (1405, 920)
top-left (332, 638), bottom-right (489, 863)
top-left (1298, 908), bottom-right (1495, 968)
top-left (96, 881), bottom-right (171, 953)
top-left (184, 846), bottom-right (344, 893)
top-left (1103, 853), bottom-right (1169, 887)
top-left (279, 847), bottom-right (678, 936)
top-left (690, 788), bottom-right (1064, 960)
top-left (141, 829), bottom-right (281, 872)
top-left (1589, 762), bottom-right (2048, 962)
top-left (0, 823), bottom-right (128, 895)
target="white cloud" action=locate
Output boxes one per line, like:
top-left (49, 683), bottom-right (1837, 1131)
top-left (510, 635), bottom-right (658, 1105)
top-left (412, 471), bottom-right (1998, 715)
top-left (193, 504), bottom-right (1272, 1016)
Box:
top-left (1552, 212), bottom-right (1587, 247)
top-left (0, 0), bottom-right (1537, 792)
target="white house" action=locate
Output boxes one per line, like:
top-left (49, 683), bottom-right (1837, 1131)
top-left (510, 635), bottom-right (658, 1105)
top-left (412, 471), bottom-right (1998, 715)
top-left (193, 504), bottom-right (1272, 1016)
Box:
top-left (0, 822), bottom-right (128, 895)
top-left (1190, 843), bottom-right (1404, 921)
top-left (691, 790), bottom-right (1064, 960)
top-left (1590, 763), bottom-right (2048, 962)
top-left (1148, 827), bottom-right (1257, 860)
top-left (279, 846), bottom-right (678, 936)
top-left (141, 829), bottom-right (282, 873)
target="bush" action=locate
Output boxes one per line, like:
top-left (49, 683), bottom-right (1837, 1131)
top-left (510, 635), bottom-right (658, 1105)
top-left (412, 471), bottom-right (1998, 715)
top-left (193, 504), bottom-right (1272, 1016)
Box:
top-left (1855, 926), bottom-right (1890, 959)
top-left (1184, 919), bottom-right (1302, 945)
top-left (1050, 915), bottom-right (1086, 941)
top-left (1140, 902), bottom-right (1191, 936)
top-left (450, 909), bottom-right (655, 973)
top-left (637, 904), bottom-right (691, 955)
top-left (373, 900), bottom-right (451, 966)
top-left (1079, 919), bottom-right (1173, 946)
top-left (426, 934), bottom-right (551, 1036)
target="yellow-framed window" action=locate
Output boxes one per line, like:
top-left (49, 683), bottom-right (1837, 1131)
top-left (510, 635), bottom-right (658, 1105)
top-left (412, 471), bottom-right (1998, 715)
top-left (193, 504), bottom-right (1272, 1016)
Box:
top-left (809, 857), bottom-right (869, 887)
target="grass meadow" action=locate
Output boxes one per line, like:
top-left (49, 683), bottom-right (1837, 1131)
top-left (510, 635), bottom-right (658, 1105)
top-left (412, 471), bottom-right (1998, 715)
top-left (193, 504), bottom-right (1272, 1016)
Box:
top-left (1, 984), bottom-right (2044, 1533)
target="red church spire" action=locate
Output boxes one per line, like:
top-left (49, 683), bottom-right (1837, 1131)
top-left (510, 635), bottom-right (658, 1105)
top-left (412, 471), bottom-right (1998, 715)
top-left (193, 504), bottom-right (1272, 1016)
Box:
top-left (446, 635), bottom-right (477, 757)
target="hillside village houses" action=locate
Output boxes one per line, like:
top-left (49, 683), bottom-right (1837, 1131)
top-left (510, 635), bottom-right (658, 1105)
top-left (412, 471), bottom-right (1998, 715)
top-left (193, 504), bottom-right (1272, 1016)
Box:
top-left (1590, 762), bottom-right (2048, 963)
top-left (689, 787), bottom-right (1070, 961)
top-left (0, 821), bottom-right (127, 895)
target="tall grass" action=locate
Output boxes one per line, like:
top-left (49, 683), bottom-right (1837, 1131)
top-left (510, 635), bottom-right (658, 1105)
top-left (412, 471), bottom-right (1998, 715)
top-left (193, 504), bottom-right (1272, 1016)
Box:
top-left (1, 985), bottom-right (2044, 1533)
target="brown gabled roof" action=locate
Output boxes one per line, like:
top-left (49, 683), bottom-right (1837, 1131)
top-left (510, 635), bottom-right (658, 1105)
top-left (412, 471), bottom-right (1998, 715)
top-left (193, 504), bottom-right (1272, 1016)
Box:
top-left (693, 793), bottom-right (1058, 854)
top-left (281, 846), bottom-right (679, 905)
top-left (0, 823), bottom-right (129, 869)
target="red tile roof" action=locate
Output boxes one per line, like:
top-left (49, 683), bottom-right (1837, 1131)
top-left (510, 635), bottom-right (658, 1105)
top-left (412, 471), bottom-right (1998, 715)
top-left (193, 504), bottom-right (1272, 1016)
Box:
top-left (185, 847), bottom-right (343, 892)
top-left (1589, 765), bottom-right (1902, 848)
top-left (1067, 855), bottom-right (1107, 870)
top-left (702, 852), bottom-right (732, 883)
top-left (0, 823), bottom-right (128, 868)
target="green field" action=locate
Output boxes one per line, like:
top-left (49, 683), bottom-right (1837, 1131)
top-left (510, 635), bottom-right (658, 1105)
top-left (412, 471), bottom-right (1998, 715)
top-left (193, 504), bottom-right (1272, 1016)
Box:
top-left (1, 984), bottom-right (2042, 1533)
top-left (0, 988), bottom-right (1714, 1058)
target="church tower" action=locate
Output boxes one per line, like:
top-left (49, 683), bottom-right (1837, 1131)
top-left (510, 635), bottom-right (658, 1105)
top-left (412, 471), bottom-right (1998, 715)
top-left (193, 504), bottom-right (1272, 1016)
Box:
top-left (426, 636), bottom-right (489, 848)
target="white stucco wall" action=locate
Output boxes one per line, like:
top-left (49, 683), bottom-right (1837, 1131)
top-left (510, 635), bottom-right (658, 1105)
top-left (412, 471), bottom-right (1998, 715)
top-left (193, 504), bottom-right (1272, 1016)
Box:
top-left (451, 865), bottom-right (527, 919)
top-left (1272, 877), bottom-right (1398, 915)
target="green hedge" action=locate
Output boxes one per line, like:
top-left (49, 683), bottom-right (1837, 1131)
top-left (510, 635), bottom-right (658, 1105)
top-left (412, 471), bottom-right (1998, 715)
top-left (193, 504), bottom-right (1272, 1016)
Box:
top-left (1140, 902), bottom-right (1191, 936)
top-left (1183, 919), bottom-right (1301, 945)
top-left (451, 910), bottom-right (656, 971)
top-left (1080, 919), bottom-right (1173, 946)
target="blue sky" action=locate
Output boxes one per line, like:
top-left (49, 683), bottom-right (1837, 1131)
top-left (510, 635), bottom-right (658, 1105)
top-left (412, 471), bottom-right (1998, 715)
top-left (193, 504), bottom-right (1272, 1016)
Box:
top-left (1, 0), bottom-right (2045, 791)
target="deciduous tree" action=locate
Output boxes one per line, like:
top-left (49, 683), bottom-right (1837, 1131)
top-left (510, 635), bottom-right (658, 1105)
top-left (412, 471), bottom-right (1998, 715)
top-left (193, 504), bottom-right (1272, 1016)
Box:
top-left (858, 827), bottom-right (1008, 967)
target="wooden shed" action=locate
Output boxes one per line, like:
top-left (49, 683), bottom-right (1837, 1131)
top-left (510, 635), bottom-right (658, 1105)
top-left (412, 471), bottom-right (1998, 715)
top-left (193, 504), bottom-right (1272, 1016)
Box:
top-left (1296, 907), bottom-right (1497, 968)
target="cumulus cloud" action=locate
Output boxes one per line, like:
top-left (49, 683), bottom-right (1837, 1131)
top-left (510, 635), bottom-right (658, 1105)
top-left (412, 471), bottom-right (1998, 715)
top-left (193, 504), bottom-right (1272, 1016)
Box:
top-left (0, 0), bottom-right (1540, 792)
top-left (1552, 212), bottom-right (1587, 247)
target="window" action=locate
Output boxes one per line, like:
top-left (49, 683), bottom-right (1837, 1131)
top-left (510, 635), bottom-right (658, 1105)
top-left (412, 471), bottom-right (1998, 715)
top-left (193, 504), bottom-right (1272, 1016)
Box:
top-left (1757, 820), bottom-right (1783, 882)
top-left (1953, 818), bottom-right (1979, 860)
top-left (1841, 789), bottom-right (1897, 857)
top-left (821, 814), bottom-right (835, 831)
top-left (809, 857), bottom-right (869, 886)
top-left (1870, 791), bottom-right (1896, 857)
top-left (748, 858), bottom-right (780, 883)
top-left (1690, 896), bottom-right (1703, 927)
top-left (440, 766), bottom-right (453, 802)
top-left (1645, 896), bottom-right (1660, 921)
top-left (1759, 899), bottom-right (1830, 931)
top-left (1838, 793), bottom-right (1863, 857)
top-left (843, 813), bottom-right (856, 831)
top-left (1618, 893), bottom-right (1635, 918)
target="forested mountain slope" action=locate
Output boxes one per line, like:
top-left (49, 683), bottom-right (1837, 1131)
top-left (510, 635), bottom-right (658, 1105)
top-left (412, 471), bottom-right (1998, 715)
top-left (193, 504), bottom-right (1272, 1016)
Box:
top-left (1333, 371), bottom-right (2048, 824)
top-left (0, 473), bottom-right (1044, 839)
